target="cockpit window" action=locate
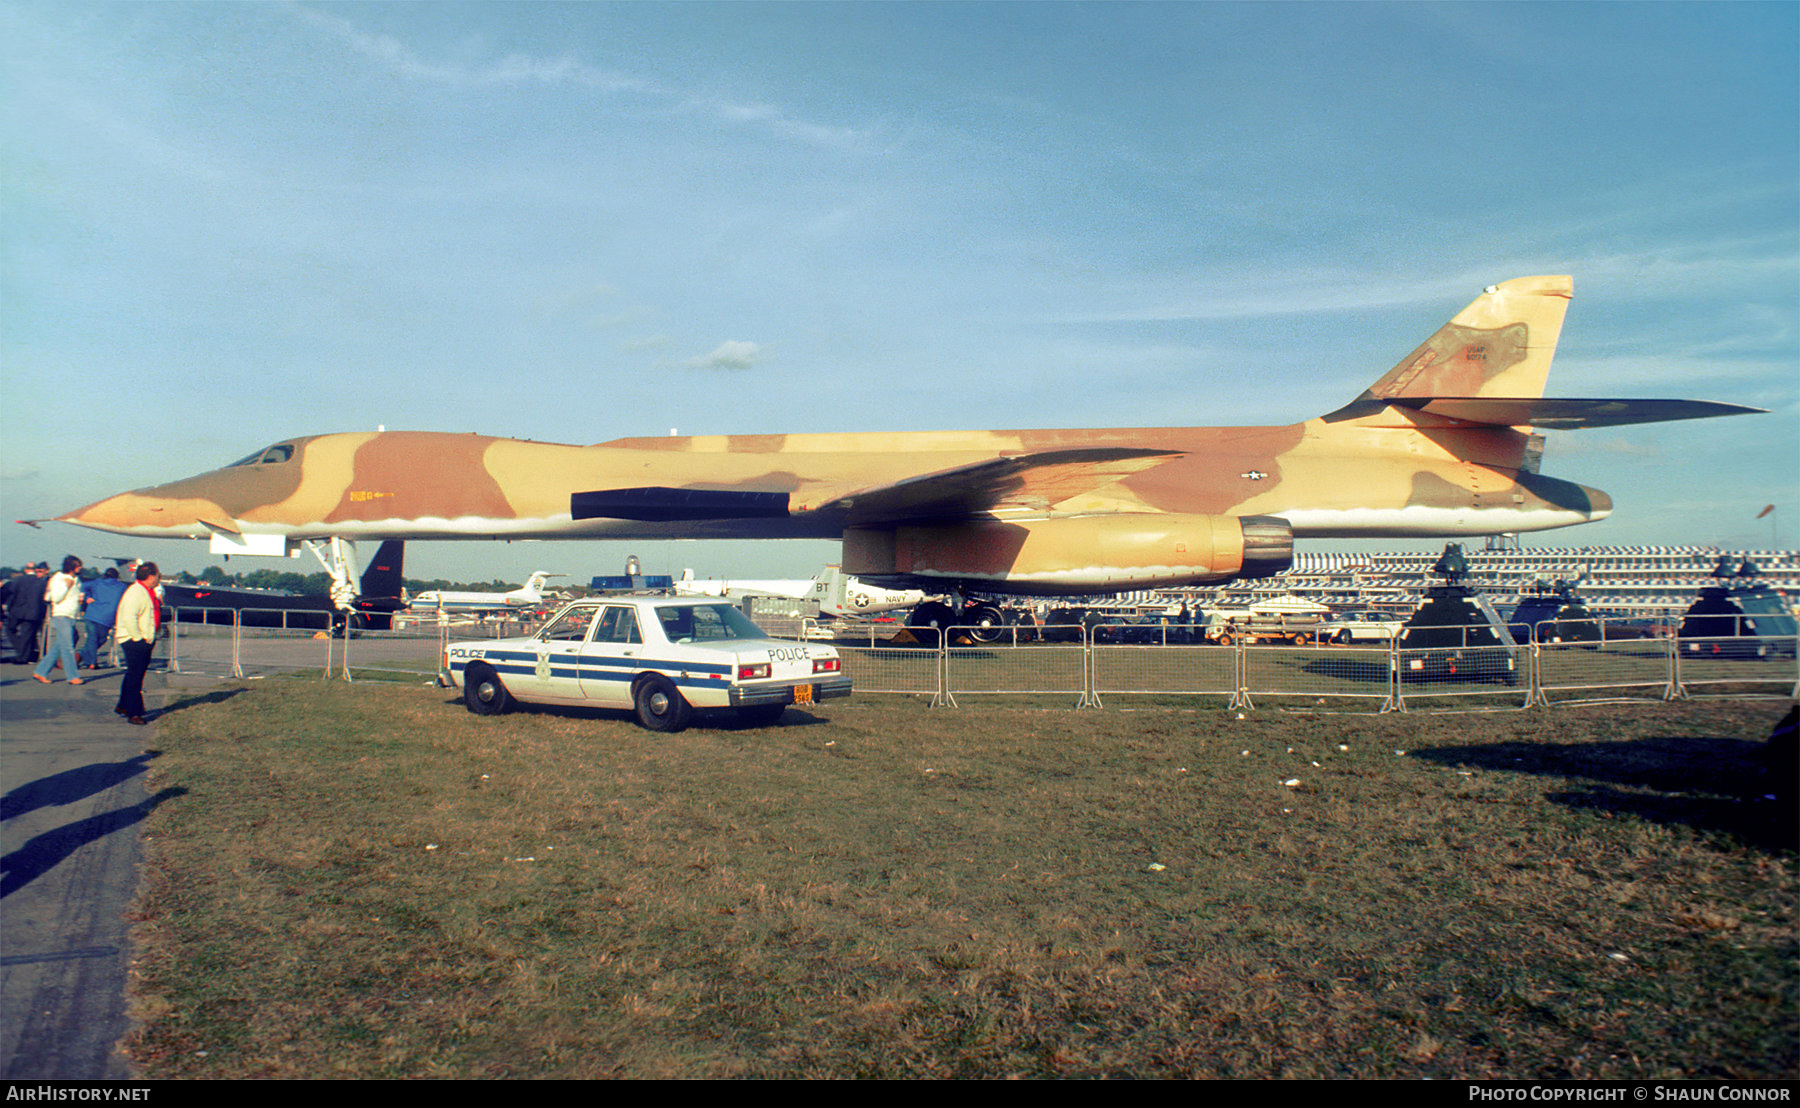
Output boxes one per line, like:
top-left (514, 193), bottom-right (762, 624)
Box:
top-left (227, 444), bottom-right (296, 467)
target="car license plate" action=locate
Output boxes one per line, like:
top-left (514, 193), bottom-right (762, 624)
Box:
top-left (794, 683), bottom-right (814, 705)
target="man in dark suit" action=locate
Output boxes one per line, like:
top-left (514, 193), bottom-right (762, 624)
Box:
top-left (2, 562), bottom-right (50, 664)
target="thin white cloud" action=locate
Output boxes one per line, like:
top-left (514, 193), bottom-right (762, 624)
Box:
top-left (1062, 268), bottom-right (1500, 324)
top-left (686, 341), bottom-right (762, 371)
top-left (676, 93), bottom-right (870, 149)
top-left (1057, 171), bottom-right (1798, 328)
top-left (1562, 241), bottom-right (1799, 297)
top-left (289, 3), bottom-right (870, 150)
top-left (290, 4), bottom-right (643, 92)
top-left (1065, 236), bottom-right (1797, 326)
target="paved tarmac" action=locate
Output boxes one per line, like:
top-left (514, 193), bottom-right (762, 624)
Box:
top-left (0, 659), bottom-right (182, 1079)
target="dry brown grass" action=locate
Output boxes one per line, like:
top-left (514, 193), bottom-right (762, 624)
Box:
top-left (126, 683), bottom-right (1796, 1078)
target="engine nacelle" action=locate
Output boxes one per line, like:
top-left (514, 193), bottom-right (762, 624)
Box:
top-left (842, 514), bottom-right (1293, 596)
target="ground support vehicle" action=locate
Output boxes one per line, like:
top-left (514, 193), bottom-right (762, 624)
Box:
top-left (441, 596), bottom-right (851, 732)
top-left (1200, 609), bottom-right (1327, 646)
top-left (1396, 588), bottom-right (1520, 685)
top-left (1677, 558), bottom-right (1798, 661)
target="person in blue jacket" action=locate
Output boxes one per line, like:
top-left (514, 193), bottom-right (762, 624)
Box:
top-left (80, 567), bottom-right (130, 669)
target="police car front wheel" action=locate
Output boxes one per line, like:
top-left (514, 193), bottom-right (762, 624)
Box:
top-left (464, 664), bottom-right (512, 716)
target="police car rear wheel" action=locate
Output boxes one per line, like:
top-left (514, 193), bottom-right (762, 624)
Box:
top-left (635, 675), bottom-right (693, 733)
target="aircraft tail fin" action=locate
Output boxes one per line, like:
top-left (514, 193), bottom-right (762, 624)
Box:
top-left (1324, 275), bottom-right (1765, 430)
top-left (1326, 276), bottom-right (1573, 421)
top-left (360, 540), bottom-right (405, 599)
top-left (1373, 275), bottom-right (1573, 401)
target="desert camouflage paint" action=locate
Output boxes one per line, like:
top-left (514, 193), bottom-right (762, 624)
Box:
top-left (57, 277), bottom-right (1755, 594)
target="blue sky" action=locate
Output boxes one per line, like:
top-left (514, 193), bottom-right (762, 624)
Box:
top-left (4, 1), bottom-right (1796, 583)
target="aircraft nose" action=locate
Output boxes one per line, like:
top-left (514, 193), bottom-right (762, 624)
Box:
top-left (57, 489), bottom-right (222, 537)
top-left (58, 492), bottom-right (140, 531)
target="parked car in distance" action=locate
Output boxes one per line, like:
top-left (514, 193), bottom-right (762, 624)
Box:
top-left (1317, 609), bottom-right (1408, 645)
top-left (441, 597), bottom-right (851, 732)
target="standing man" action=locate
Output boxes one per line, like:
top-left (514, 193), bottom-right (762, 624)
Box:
top-left (0, 566), bottom-right (24, 661)
top-left (3, 562), bottom-right (50, 665)
top-left (81, 567), bottom-right (130, 669)
top-left (33, 556), bottom-right (87, 684)
top-left (115, 562), bottom-right (161, 725)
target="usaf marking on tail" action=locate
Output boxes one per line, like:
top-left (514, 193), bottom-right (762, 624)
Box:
top-left (54, 277), bottom-right (1760, 606)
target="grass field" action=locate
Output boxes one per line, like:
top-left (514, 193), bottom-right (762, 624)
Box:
top-left (125, 682), bottom-right (1796, 1078)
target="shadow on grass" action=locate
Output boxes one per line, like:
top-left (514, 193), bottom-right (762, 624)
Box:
top-left (158, 688), bottom-right (249, 716)
top-left (1411, 732), bottom-right (1797, 852)
top-left (1300, 658), bottom-right (1392, 684)
top-left (435, 694), bottom-right (835, 732)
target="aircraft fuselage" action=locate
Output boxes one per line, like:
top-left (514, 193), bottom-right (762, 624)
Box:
top-left (57, 417), bottom-right (1607, 546)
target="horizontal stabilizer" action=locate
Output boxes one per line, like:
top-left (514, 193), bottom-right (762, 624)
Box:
top-left (571, 487), bottom-right (790, 522)
top-left (1387, 396), bottom-right (1766, 429)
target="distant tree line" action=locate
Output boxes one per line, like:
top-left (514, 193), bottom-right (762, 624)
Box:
top-left (0, 565), bottom-right (529, 597)
top-left (180, 568), bottom-right (532, 596)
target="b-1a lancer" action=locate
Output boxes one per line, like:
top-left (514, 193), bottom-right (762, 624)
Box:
top-left (55, 277), bottom-right (1759, 616)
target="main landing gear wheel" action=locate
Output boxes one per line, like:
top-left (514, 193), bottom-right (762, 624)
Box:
top-left (965, 602), bottom-right (1007, 644)
top-left (635, 674), bottom-right (694, 733)
top-left (907, 601), bottom-right (957, 647)
top-left (463, 663), bottom-right (511, 715)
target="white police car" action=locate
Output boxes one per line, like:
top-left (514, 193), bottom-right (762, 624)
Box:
top-left (441, 597), bottom-right (851, 732)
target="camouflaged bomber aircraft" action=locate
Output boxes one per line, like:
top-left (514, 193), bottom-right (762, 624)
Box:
top-left (54, 276), bottom-right (1759, 623)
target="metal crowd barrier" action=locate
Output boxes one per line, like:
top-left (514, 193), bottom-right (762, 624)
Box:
top-left (1531, 619), bottom-right (1678, 706)
top-left (162, 607), bottom-right (453, 682)
top-left (942, 625), bottom-right (1090, 707)
top-left (797, 618), bottom-right (1798, 712)
top-left (149, 609), bottom-right (1797, 712)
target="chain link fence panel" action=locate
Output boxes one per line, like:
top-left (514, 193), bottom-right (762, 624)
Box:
top-left (944, 625), bottom-right (1089, 703)
top-left (1533, 620), bottom-right (1676, 705)
top-left (1241, 641), bottom-right (1396, 710)
top-left (1673, 635), bottom-right (1799, 699)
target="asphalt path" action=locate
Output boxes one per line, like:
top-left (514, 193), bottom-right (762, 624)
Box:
top-left (0, 658), bottom-right (183, 1079)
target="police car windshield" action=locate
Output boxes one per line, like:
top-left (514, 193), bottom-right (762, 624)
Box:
top-left (654, 603), bottom-right (766, 643)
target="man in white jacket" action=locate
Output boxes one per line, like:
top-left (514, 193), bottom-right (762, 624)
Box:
top-left (32, 555), bottom-right (86, 685)
top-left (114, 563), bottom-right (161, 724)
